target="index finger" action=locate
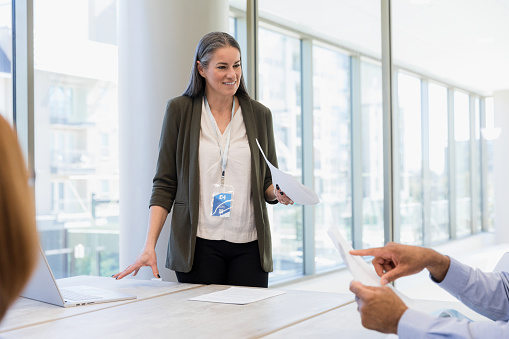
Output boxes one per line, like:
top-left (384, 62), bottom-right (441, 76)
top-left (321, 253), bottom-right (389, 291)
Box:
top-left (350, 248), bottom-right (380, 257)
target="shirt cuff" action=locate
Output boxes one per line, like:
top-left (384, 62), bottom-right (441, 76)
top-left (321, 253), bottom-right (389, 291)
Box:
top-left (398, 308), bottom-right (438, 339)
top-left (431, 257), bottom-right (470, 296)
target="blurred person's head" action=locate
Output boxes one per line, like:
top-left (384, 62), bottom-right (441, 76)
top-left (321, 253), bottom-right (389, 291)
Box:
top-left (0, 115), bottom-right (38, 321)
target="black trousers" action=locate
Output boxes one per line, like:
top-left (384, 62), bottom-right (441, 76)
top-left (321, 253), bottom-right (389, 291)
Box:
top-left (175, 237), bottom-right (268, 288)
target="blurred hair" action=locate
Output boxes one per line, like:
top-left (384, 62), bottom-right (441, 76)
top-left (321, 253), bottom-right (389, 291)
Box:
top-left (0, 115), bottom-right (38, 321)
top-left (183, 31), bottom-right (249, 99)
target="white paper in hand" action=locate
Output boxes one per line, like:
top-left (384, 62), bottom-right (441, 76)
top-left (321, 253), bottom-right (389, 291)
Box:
top-left (327, 225), bottom-right (413, 307)
top-left (327, 225), bottom-right (381, 287)
top-left (256, 139), bottom-right (319, 205)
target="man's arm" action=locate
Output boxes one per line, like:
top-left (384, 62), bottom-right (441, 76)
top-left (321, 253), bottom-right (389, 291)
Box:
top-left (436, 258), bottom-right (509, 322)
top-left (399, 307), bottom-right (509, 339)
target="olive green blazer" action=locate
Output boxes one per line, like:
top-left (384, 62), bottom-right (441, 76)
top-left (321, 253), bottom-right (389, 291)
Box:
top-left (149, 95), bottom-right (278, 273)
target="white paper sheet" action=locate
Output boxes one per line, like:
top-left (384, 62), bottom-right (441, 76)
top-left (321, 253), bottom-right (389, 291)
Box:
top-left (256, 139), bottom-right (319, 205)
top-left (188, 287), bottom-right (285, 305)
top-left (328, 225), bottom-right (381, 287)
top-left (327, 225), bottom-right (413, 307)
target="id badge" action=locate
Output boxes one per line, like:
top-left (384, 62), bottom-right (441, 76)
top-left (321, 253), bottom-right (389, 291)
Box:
top-left (211, 184), bottom-right (234, 218)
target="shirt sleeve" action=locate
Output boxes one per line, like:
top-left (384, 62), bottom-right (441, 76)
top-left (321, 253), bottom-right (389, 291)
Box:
top-left (398, 258), bottom-right (509, 338)
top-left (435, 258), bottom-right (509, 321)
top-left (398, 308), bottom-right (509, 339)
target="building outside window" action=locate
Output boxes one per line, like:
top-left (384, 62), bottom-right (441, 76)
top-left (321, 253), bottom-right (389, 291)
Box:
top-left (34, 0), bottom-right (119, 278)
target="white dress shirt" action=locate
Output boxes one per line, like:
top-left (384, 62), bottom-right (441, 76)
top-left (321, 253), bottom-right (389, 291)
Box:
top-left (196, 98), bottom-right (257, 243)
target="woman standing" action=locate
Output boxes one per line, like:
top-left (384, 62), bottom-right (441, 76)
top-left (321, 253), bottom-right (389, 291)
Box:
top-left (114, 32), bottom-right (293, 287)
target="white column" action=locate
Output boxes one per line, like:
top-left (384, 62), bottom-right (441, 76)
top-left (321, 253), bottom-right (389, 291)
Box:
top-left (493, 90), bottom-right (509, 244)
top-left (118, 0), bottom-right (229, 281)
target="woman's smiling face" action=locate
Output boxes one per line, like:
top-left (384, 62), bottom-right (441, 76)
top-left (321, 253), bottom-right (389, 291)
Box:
top-left (198, 46), bottom-right (242, 99)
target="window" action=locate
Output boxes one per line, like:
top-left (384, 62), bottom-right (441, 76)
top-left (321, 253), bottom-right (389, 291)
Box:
top-left (360, 60), bottom-right (384, 249)
top-left (454, 91), bottom-right (471, 237)
top-left (474, 98), bottom-right (482, 232)
top-left (48, 85), bottom-right (74, 124)
top-left (428, 83), bottom-right (449, 242)
top-left (34, 0), bottom-right (119, 278)
top-left (259, 27), bottom-right (303, 281)
top-left (397, 72), bottom-right (423, 245)
top-left (313, 44), bottom-right (351, 271)
top-left (485, 97), bottom-right (495, 231)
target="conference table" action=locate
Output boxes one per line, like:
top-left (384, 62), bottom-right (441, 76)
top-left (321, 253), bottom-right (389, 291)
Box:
top-left (0, 276), bottom-right (488, 338)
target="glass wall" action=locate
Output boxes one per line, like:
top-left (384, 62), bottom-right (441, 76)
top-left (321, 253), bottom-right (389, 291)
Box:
top-left (397, 72), bottom-right (423, 245)
top-left (360, 60), bottom-right (384, 249)
top-left (246, 1), bottom-right (492, 282)
top-left (474, 98), bottom-right (482, 232)
top-left (9, 0), bottom-right (495, 284)
top-left (485, 97), bottom-right (495, 231)
top-left (258, 26), bottom-right (303, 281)
top-left (312, 44), bottom-right (351, 271)
top-left (454, 91), bottom-right (471, 237)
top-left (428, 83), bottom-right (449, 242)
top-left (33, 0), bottom-right (119, 278)
top-left (0, 0), bottom-right (12, 124)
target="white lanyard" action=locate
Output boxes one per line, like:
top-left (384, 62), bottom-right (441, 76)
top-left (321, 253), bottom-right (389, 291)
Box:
top-left (204, 95), bottom-right (235, 185)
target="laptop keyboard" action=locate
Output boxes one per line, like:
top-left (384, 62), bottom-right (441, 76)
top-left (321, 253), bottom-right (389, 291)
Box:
top-left (61, 288), bottom-right (103, 301)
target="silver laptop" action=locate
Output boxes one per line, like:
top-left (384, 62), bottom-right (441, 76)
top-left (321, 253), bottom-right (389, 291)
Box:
top-left (21, 246), bottom-right (136, 307)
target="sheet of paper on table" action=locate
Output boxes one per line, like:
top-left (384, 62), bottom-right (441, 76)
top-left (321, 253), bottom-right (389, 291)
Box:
top-left (256, 139), bottom-right (319, 205)
top-left (188, 287), bottom-right (286, 305)
top-left (327, 225), bottom-right (413, 307)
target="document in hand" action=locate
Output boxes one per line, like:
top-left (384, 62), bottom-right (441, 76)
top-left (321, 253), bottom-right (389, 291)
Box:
top-left (327, 225), bottom-right (413, 307)
top-left (327, 225), bottom-right (382, 287)
top-left (256, 139), bottom-right (319, 205)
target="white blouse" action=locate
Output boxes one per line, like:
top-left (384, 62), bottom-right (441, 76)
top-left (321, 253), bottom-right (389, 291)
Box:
top-left (196, 98), bottom-right (257, 243)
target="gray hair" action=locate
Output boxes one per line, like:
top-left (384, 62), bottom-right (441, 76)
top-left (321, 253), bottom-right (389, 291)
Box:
top-left (183, 32), bottom-right (249, 99)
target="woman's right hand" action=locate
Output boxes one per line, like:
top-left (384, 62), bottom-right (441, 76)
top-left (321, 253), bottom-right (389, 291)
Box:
top-left (112, 248), bottom-right (160, 280)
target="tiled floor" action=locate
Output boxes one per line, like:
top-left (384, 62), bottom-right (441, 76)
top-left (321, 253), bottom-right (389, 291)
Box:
top-left (276, 232), bottom-right (509, 302)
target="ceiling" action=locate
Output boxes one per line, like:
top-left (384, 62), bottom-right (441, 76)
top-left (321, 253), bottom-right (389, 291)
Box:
top-left (231, 0), bottom-right (509, 96)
